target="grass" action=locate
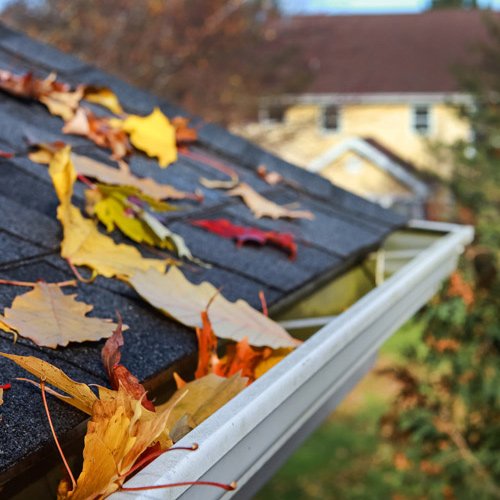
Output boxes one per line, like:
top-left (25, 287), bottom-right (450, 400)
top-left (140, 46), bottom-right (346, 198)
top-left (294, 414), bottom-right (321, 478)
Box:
top-left (253, 318), bottom-right (426, 500)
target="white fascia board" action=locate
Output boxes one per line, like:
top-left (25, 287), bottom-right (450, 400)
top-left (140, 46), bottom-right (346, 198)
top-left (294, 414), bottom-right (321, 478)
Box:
top-left (261, 92), bottom-right (473, 107)
top-left (308, 137), bottom-right (430, 197)
top-left (110, 221), bottom-right (473, 500)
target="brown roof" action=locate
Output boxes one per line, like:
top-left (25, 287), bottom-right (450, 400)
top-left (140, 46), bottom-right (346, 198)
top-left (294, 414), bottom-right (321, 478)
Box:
top-left (276, 10), bottom-right (491, 94)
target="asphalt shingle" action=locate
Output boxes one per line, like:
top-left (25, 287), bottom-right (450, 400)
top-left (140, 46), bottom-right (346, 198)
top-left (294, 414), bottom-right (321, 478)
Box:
top-left (0, 23), bottom-right (408, 492)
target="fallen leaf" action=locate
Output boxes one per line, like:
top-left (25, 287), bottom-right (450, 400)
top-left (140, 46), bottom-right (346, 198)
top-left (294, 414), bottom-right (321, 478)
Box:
top-left (129, 266), bottom-right (301, 349)
top-left (86, 184), bottom-right (195, 261)
top-left (257, 164), bottom-right (283, 185)
top-left (158, 373), bottom-right (247, 442)
top-left (61, 384), bottom-right (173, 500)
top-left (0, 281), bottom-right (120, 348)
top-left (84, 86), bottom-right (124, 115)
top-left (181, 149), bottom-right (240, 189)
top-left (228, 183), bottom-right (314, 220)
top-left (194, 309), bottom-right (283, 383)
top-left (63, 107), bottom-right (132, 160)
top-left (171, 116), bottom-right (198, 149)
top-left (49, 146), bottom-right (166, 279)
top-left (191, 219), bottom-right (297, 260)
top-left (0, 383), bottom-right (10, 406)
top-left (200, 174), bottom-right (239, 189)
top-left (101, 319), bottom-right (155, 412)
top-left (0, 70), bottom-right (82, 120)
top-left (0, 353), bottom-right (103, 414)
top-left (120, 108), bottom-right (177, 167)
top-left (254, 347), bottom-right (294, 379)
top-left (194, 310), bottom-right (219, 380)
top-left (29, 143), bottom-right (197, 200)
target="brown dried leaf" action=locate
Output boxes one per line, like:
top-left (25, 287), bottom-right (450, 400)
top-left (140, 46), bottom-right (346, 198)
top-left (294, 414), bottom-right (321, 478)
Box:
top-left (228, 183), bottom-right (314, 220)
top-left (0, 281), bottom-right (121, 348)
top-left (63, 108), bottom-right (132, 160)
top-left (129, 266), bottom-right (301, 349)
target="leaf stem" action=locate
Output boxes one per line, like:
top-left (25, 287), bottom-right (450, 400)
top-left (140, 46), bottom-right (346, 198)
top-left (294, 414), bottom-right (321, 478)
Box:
top-left (120, 480), bottom-right (237, 492)
top-left (40, 378), bottom-right (76, 490)
top-left (66, 259), bottom-right (97, 283)
top-left (120, 444), bottom-right (198, 479)
top-left (0, 278), bottom-right (77, 288)
top-left (259, 290), bottom-right (268, 317)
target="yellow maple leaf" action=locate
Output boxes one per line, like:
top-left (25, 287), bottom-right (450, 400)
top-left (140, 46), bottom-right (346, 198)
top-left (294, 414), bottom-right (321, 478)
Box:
top-left (120, 108), bottom-right (177, 168)
top-left (0, 282), bottom-right (120, 348)
top-left (49, 146), bottom-right (166, 279)
top-left (129, 267), bottom-right (301, 349)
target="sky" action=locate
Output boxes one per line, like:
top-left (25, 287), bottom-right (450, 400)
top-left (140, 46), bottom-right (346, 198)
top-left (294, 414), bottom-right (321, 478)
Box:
top-left (281, 0), bottom-right (500, 14)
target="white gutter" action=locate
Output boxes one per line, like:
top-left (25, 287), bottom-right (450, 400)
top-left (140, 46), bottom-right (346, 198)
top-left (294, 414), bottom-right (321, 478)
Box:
top-left (111, 220), bottom-right (473, 500)
top-left (260, 92), bottom-right (473, 107)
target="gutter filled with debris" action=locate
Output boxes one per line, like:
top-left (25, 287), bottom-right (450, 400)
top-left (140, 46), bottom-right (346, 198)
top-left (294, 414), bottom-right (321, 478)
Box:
top-left (110, 220), bottom-right (473, 500)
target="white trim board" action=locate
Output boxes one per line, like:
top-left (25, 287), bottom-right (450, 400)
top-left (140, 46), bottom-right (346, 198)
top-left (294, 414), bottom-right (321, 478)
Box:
top-left (307, 137), bottom-right (430, 198)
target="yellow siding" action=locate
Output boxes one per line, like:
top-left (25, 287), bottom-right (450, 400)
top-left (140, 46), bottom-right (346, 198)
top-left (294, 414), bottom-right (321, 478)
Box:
top-left (321, 151), bottom-right (412, 198)
top-left (233, 102), bottom-right (471, 177)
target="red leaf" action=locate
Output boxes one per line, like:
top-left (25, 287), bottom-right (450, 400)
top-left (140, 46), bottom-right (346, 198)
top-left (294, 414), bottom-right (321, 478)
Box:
top-left (101, 315), bottom-right (155, 411)
top-left (191, 219), bottom-right (297, 260)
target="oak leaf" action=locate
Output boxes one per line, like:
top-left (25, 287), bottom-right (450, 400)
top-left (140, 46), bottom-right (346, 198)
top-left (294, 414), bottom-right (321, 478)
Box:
top-left (120, 108), bottom-right (177, 167)
top-left (158, 373), bottom-right (247, 442)
top-left (49, 146), bottom-right (166, 279)
top-left (228, 183), bottom-right (314, 220)
top-left (0, 281), bottom-right (120, 348)
top-left (129, 266), bottom-right (301, 349)
top-left (191, 219), bottom-right (297, 260)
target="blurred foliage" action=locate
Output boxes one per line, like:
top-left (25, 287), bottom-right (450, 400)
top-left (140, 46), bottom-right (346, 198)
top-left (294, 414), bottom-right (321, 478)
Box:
top-left (382, 14), bottom-right (500, 500)
top-left (0, 0), bottom-right (309, 124)
top-left (429, 0), bottom-right (478, 9)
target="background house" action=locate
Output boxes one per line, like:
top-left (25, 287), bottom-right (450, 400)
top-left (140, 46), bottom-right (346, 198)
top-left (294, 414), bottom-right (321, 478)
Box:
top-left (234, 9), bottom-right (488, 200)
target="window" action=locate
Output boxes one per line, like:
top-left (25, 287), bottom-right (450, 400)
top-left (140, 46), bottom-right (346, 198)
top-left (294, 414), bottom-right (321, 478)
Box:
top-left (412, 105), bottom-right (431, 135)
top-left (262, 105), bottom-right (286, 124)
top-left (322, 105), bottom-right (340, 132)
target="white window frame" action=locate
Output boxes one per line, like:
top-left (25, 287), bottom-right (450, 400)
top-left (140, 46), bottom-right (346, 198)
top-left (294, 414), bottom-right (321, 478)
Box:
top-left (411, 104), bottom-right (433, 136)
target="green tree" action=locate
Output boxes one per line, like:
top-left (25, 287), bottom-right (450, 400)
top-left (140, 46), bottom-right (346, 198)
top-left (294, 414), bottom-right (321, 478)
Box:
top-left (382, 14), bottom-right (500, 500)
top-left (430, 0), bottom-right (479, 9)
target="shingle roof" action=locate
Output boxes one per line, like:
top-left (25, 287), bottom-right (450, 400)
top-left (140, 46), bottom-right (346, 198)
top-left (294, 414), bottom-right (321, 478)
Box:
top-left (275, 10), bottom-right (489, 94)
top-left (0, 23), bottom-right (407, 493)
